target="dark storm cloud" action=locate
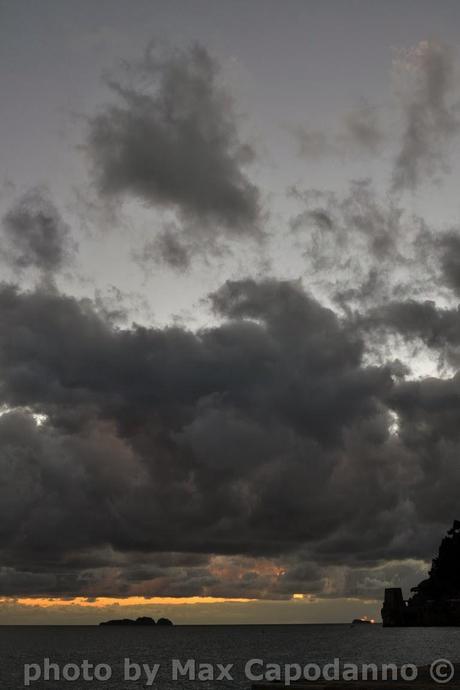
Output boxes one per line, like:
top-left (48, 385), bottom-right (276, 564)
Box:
top-left (1, 189), bottom-right (75, 273)
top-left (0, 278), bottom-right (403, 595)
top-left (86, 43), bottom-right (261, 239)
top-left (0, 277), bottom-right (455, 599)
top-left (392, 40), bottom-right (459, 191)
top-left (385, 373), bottom-right (460, 534)
top-left (362, 299), bottom-right (460, 367)
top-left (438, 231), bottom-right (460, 296)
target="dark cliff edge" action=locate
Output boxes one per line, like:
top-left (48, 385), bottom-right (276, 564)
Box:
top-left (99, 616), bottom-right (173, 626)
top-left (382, 520), bottom-right (460, 626)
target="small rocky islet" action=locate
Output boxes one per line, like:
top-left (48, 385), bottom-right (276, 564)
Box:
top-left (99, 616), bottom-right (173, 626)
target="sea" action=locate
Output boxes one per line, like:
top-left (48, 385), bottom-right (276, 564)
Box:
top-left (1, 624), bottom-right (460, 689)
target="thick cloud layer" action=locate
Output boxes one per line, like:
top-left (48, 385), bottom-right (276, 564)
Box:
top-left (363, 299), bottom-right (460, 368)
top-left (0, 278), bottom-right (456, 598)
top-left (87, 44), bottom-right (261, 242)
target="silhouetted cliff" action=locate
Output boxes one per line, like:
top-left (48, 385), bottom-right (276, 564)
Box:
top-left (382, 521), bottom-right (460, 626)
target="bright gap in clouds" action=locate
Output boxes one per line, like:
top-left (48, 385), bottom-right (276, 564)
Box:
top-left (0, 405), bottom-right (48, 426)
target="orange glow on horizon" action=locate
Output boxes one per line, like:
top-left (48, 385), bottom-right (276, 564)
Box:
top-left (2, 596), bottom-right (255, 609)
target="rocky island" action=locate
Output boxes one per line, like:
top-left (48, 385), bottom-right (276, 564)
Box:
top-left (99, 616), bottom-right (173, 626)
top-left (382, 520), bottom-right (460, 626)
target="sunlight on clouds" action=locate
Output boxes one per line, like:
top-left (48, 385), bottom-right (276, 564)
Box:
top-left (0, 405), bottom-right (48, 426)
top-left (4, 596), bottom-right (254, 609)
top-left (364, 333), bottom-right (456, 381)
top-left (388, 410), bottom-right (400, 436)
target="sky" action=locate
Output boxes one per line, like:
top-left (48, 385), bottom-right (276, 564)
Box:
top-left (1, 0), bottom-right (460, 624)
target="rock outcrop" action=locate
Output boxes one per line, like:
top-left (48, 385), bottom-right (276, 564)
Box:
top-left (99, 616), bottom-right (173, 626)
top-left (382, 521), bottom-right (460, 626)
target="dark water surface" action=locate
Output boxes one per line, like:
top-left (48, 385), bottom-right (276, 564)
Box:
top-left (2, 624), bottom-right (460, 689)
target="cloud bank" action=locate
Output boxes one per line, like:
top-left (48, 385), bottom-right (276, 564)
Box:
top-left (0, 277), bottom-right (457, 599)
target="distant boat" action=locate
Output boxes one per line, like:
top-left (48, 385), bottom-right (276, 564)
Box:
top-left (351, 617), bottom-right (375, 625)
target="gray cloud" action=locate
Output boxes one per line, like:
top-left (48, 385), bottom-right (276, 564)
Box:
top-left (292, 101), bottom-right (384, 160)
top-left (362, 298), bottom-right (460, 369)
top-left (438, 230), bottom-right (460, 296)
top-left (86, 43), bottom-right (261, 244)
top-left (293, 39), bottom-right (459, 192)
top-left (135, 223), bottom-right (192, 272)
top-left (392, 40), bottom-right (459, 191)
top-left (289, 181), bottom-right (434, 312)
top-left (342, 102), bottom-right (385, 154)
top-left (1, 189), bottom-right (75, 274)
top-left (0, 278), bottom-right (455, 598)
top-left (292, 127), bottom-right (338, 159)
top-left (153, 228), bottom-right (191, 270)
